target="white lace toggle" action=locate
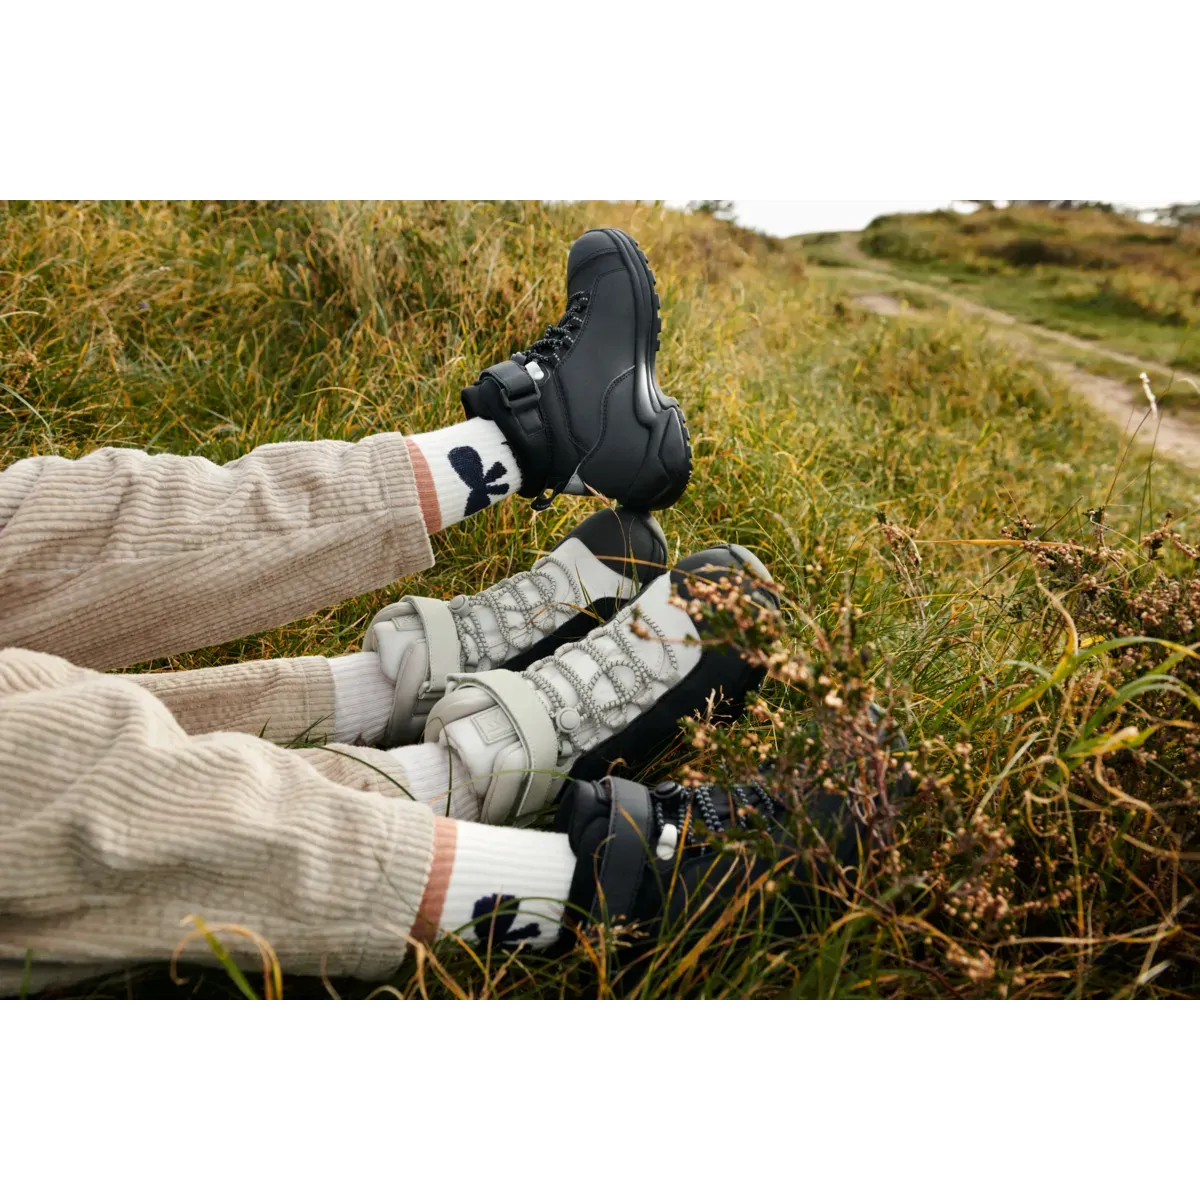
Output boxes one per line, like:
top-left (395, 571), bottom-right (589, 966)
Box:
top-left (556, 707), bottom-right (581, 734)
top-left (656, 823), bottom-right (679, 861)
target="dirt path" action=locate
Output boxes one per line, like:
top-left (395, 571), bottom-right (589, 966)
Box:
top-left (829, 231), bottom-right (1200, 382)
top-left (838, 240), bottom-right (1200, 471)
top-left (851, 292), bottom-right (906, 317)
top-left (1052, 363), bottom-right (1200, 471)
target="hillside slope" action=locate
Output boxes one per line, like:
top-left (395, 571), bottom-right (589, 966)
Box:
top-left (849, 203), bottom-right (1200, 373)
top-left (2, 201), bottom-right (1198, 999)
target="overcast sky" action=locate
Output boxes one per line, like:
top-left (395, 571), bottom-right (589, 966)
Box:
top-left (669, 199), bottom-right (1182, 238)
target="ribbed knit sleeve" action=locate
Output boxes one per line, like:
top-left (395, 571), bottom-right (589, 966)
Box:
top-left (0, 433), bottom-right (434, 670)
top-left (0, 648), bottom-right (435, 995)
top-left (133, 656), bottom-right (338, 743)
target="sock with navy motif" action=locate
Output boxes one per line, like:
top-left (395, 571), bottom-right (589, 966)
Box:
top-left (412, 817), bottom-right (575, 949)
top-left (407, 418), bottom-right (523, 533)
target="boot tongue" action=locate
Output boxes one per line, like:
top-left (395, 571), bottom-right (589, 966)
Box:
top-left (438, 705), bottom-right (528, 825)
top-left (447, 704), bottom-right (520, 771)
top-left (373, 612), bottom-right (427, 681)
top-left (433, 674), bottom-right (562, 823)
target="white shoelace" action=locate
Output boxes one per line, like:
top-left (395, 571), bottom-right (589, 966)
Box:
top-left (451, 554), bottom-right (588, 670)
top-left (522, 604), bottom-right (681, 756)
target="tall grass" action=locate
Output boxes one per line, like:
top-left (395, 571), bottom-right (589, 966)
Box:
top-left (2, 200), bottom-right (1197, 997)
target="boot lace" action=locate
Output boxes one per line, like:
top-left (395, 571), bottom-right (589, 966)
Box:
top-left (651, 782), bottom-right (784, 859)
top-left (451, 554), bottom-right (590, 670)
top-left (522, 292), bottom-right (589, 368)
top-left (524, 604), bottom-right (680, 756)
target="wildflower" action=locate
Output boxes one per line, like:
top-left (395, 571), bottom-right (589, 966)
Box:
top-left (1140, 372), bottom-right (1159, 418)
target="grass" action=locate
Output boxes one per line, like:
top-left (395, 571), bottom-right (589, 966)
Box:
top-left (857, 204), bottom-right (1200, 375)
top-left (2, 200), bottom-right (1199, 998)
top-left (804, 261), bottom-right (1188, 400)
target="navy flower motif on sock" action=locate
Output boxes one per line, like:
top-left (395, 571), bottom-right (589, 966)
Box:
top-left (470, 894), bottom-right (541, 946)
top-left (449, 446), bottom-right (510, 516)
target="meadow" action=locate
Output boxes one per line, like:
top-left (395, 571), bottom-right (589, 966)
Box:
top-left (2, 200), bottom-right (1197, 998)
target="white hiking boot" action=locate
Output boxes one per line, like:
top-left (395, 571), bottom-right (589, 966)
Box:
top-left (422, 545), bottom-right (778, 824)
top-left (362, 507), bottom-right (668, 746)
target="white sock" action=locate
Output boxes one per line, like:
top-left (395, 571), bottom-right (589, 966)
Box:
top-left (436, 821), bottom-right (575, 949)
top-left (407, 418), bottom-right (522, 532)
top-left (329, 652), bottom-right (394, 745)
top-left (386, 742), bottom-right (482, 821)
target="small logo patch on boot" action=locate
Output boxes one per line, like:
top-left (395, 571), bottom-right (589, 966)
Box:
top-left (449, 446), bottom-right (509, 515)
top-left (472, 706), bottom-right (514, 745)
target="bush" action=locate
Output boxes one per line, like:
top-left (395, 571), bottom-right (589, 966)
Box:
top-left (861, 226), bottom-right (941, 263)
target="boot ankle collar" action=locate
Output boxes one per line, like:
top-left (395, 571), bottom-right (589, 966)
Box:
top-left (461, 357), bottom-right (555, 507)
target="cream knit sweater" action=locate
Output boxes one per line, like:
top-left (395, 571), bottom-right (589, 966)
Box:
top-left (0, 434), bottom-right (439, 995)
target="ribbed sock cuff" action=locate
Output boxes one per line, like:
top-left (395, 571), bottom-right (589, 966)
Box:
top-left (385, 741), bottom-right (481, 822)
top-left (406, 418), bottom-right (522, 531)
top-left (437, 821), bottom-right (575, 948)
top-left (329, 652), bottom-right (394, 745)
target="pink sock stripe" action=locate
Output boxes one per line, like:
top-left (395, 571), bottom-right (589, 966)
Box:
top-left (412, 817), bottom-right (458, 944)
top-left (406, 437), bottom-right (443, 534)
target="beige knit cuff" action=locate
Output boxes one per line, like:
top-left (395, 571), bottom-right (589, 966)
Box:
top-left (364, 432), bottom-right (436, 578)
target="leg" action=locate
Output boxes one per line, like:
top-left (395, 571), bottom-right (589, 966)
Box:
top-left (0, 434), bottom-right (432, 670)
top-left (132, 506), bottom-right (670, 748)
top-left (134, 655), bottom-right (341, 744)
top-left (0, 647), bottom-right (434, 991)
top-left (0, 417), bottom-right (528, 673)
top-left (0, 647), bottom-right (577, 993)
top-left (5, 640), bottom-right (882, 991)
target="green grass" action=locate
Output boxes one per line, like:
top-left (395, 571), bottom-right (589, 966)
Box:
top-left (858, 205), bottom-right (1200, 374)
top-left (806, 260), bottom-right (1188, 400)
top-left (3, 200), bottom-right (1199, 998)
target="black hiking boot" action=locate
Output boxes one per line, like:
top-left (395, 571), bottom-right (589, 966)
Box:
top-left (551, 719), bottom-right (913, 957)
top-left (461, 228), bottom-right (691, 511)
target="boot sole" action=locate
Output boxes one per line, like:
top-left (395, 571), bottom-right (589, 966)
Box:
top-left (602, 229), bottom-right (693, 511)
